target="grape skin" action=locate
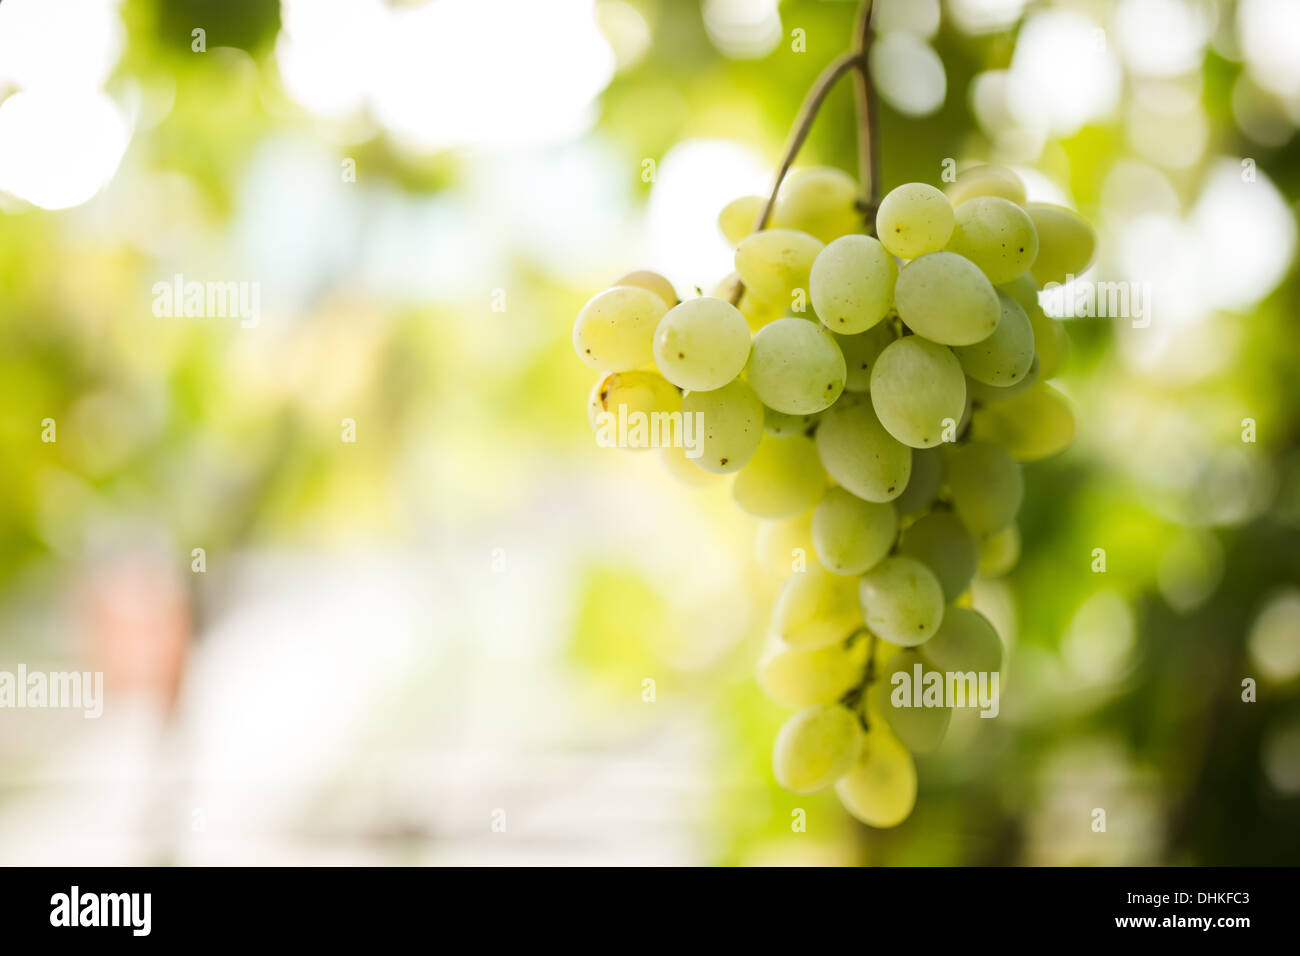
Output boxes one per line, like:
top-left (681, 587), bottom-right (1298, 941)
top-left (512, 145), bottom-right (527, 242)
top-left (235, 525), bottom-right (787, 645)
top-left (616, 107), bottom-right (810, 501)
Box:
top-left (866, 649), bottom-right (952, 755)
top-left (653, 296), bottom-right (752, 391)
top-left (719, 195), bottom-right (765, 246)
top-left (944, 164), bottom-right (1027, 206)
top-left (772, 704), bottom-right (862, 795)
top-left (573, 285), bottom-right (668, 371)
top-left (812, 487), bottom-right (898, 575)
top-left (869, 336), bottom-right (967, 449)
top-left (897, 509), bottom-right (978, 600)
top-left (894, 252), bottom-right (1000, 346)
top-left (1023, 202), bottom-right (1097, 286)
top-left (746, 317), bottom-right (847, 415)
top-left (924, 606), bottom-right (1004, 674)
top-left (858, 555), bottom-right (945, 646)
top-left (773, 166), bottom-right (864, 244)
top-left (952, 291), bottom-right (1035, 387)
top-left (836, 321), bottom-right (897, 392)
top-left (943, 440), bottom-right (1024, 535)
top-left (809, 235), bottom-right (897, 334)
top-left (732, 434), bottom-right (827, 519)
top-left (835, 724), bottom-right (917, 828)
top-left (734, 228), bottom-right (825, 307)
top-left (613, 270), bottom-right (678, 308)
top-left (682, 378), bottom-right (764, 474)
top-left (970, 383), bottom-right (1075, 461)
top-left (945, 196), bottom-right (1039, 285)
top-left (815, 395), bottom-right (912, 503)
top-left (772, 564), bottom-right (864, 650)
top-left (876, 182), bottom-right (954, 259)
top-left (758, 635), bottom-right (870, 709)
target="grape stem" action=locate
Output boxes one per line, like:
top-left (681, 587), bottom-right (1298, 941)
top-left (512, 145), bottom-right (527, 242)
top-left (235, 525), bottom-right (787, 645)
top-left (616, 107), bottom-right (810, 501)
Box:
top-left (840, 626), bottom-right (880, 730)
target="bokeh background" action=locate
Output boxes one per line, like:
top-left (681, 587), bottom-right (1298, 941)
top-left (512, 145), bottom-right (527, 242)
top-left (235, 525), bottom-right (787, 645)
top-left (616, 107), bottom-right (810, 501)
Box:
top-left (1, 0), bottom-right (1298, 866)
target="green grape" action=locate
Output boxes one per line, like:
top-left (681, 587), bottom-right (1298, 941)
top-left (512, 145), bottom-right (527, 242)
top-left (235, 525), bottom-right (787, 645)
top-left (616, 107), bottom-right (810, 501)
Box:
top-left (660, 443), bottom-right (719, 487)
top-left (745, 317), bottom-right (847, 414)
top-left (681, 378), bottom-right (764, 474)
top-left (755, 511), bottom-right (814, 575)
top-left (757, 634), bottom-right (870, 709)
top-left (943, 441), bottom-right (1023, 535)
top-left (858, 555), bottom-right (945, 646)
top-left (897, 510), bottom-right (978, 600)
top-left (763, 406), bottom-right (819, 437)
top-left (952, 292), bottom-right (1035, 387)
top-left (945, 164), bottom-right (1026, 207)
top-left (588, 369), bottom-right (680, 439)
top-left (772, 166), bottom-right (864, 244)
top-left (773, 564), bottom-right (863, 650)
top-left (772, 704), bottom-right (862, 795)
top-left (719, 195), bottom-right (765, 246)
top-left (893, 446), bottom-right (942, 517)
top-left (970, 383), bottom-right (1074, 461)
top-left (966, 354), bottom-right (1039, 403)
top-left (869, 336), bottom-right (967, 449)
top-left (653, 296), bottom-right (751, 391)
top-left (711, 272), bottom-right (784, 332)
top-left (573, 285), bottom-right (667, 371)
top-left (875, 182), bottom-right (955, 259)
top-left (734, 228), bottom-right (825, 306)
top-left (894, 252), bottom-right (1000, 346)
top-left (732, 434), bottom-right (827, 518)
top-left (834, 724), bottom-right (917, 828)
top-left (836, 321), bottom-right (897, 392)
top-left (815, 395), bottom-right (912, 502)
top-left (978, 523), bottom-right (1021, 577)
top-left (613, 269), bottom-right (678, 308)
top-left (945, 196), bottom-right (1039, 285)
top-left (866, 649), bottom-right (951, 755)
top-left (809, 235), bottom-right (897, 334)
top-left (1024, 202), bottom-right (1097, 286)
top-left (924, 606), bottom-right (1003, 674)
top-left (812, 487), bottom-right (898, 575)
top-left (997, 273), bottom-right (1064, 379)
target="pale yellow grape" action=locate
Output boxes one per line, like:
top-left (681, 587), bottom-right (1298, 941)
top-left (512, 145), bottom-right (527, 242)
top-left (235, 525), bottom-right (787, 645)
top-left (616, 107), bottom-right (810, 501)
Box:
top-left (966, 354), bottom-right (1039, 403)
top-left (866, 650), bottom-right (951, 755)
top-left (809, 235), bottom-right (897, 334)
top-left (869, 336), bottom-right (967, 449)
top-left (757, 634), bottom-right (870, 709)
top-left (711, 272), bottom-right (784, 332)
top-left (924, 606), bottom-right (1003, 674)
top-left (978, 523), bottom-right (1021, 577)
top-left (945, 196), bottom-right (1039, 285)
top-left (719, 195), bottom-right (765, 245)
top-left (755, 511), bottom-right (815, 575)
top-left (587, 369), bottom-right (680, 440)
top-left (894, 252), bottom-right (1000, 345)
top-left (943, 441), bottom-right (1023, 535)
top-left (772, 704), bottom-right (862, 795)
top-left (682, 378), bottom-right (763, 474)
top-left (893, 446), bottom-right (942, 517)
top-left (573, 285), bottom-right (667, 371)
top-left (773, 564), bottom-right (864, 650)
top-left (660, 443), bottom-right (719, 487)
top-left (952, 292), bottom-right (1035, 387)
top-left (745, 317), bottom-right (846, 414)
top-left (836, 321), bottom-right (897, 392)
top-left (734, 228), bottom-right (825, 306)
top-left (812, 487), bottom-right (898, 575)
top-left (1024, 202), bottom-right (1097, 285)
top-left (613, 269), bottom-right (678, 307)
top-left (897, 510), bottom-right (978, 600)
top-left (876, 182), bottom-right (954, 259)
top-left (835, 725), bottom-right (917, 828)
top-left (815, 395), bottom-right (912, 502)
top-left (970, 383), bottom-right (1075, 461)
top-left (763, 406), bottom-right (819, 437)
top-left (945, 164), bottom-right (1026, 207)
top-left (998, 273), bottom-right (1064, 379)
top-left (732, 434), bottom-right (826, 518)
top-left (859, 555), bottom-right (945, 646)
top-left (773, 166), bottom-right (863, 244)
top-left (653, 296), bottom-right (751, 391)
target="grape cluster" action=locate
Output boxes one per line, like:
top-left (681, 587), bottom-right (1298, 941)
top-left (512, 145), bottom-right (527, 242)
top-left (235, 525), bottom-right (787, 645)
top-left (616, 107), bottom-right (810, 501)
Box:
top-left (574, 164), bottom-right (1096, 828)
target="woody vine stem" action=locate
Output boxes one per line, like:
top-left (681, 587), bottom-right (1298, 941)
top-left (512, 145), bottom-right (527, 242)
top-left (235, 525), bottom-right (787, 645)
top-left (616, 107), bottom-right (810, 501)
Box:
top-left (729, 0), bottom-right (880, 306)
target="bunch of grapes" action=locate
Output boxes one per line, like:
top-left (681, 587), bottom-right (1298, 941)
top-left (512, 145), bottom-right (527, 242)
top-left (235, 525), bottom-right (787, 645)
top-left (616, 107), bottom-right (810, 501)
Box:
top-left (574, 163), bottom-right (1095, 827)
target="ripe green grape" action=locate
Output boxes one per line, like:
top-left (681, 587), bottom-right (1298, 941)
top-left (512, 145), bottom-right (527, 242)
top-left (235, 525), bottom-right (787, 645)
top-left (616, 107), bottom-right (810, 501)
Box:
top-left (966, 354), bottom-right (1039, 403)
top-left (945, 164), bottom-right (1026, 207)
top-left (869, 336), bottom-right (967, 448)
top-left (894, 252), bottom-right (1000, 346)
top-left (1024, 202), bottom-right (1097, 285)
top-left (755, 511), bottom-right (814, 575)
top-left (711, 272), bottom-right (784, 332)
top-left (809, 235), bottom-right (897, 334)
top-left (866, 650), bottom-right (951, 755)
top-left (835, 724), bottom-right (917, 828)
top-left (763, 406), bottom-right (819, 437)
top-left (952, 292), bottom-right (1035, 387)
top-left (719, 195), bottom-right (765, 246)
top-left (997, 273), bottom-right (1064, 379)
top-left (970, 383), bottom-right (1075, 461)
top-left (573, 285), bottom-right (667, 371)
top-left (773, 564), bottom-right (863, 650)
top-left (897, 510), bottom-right (978, 600)
top-left (681, 378), bottom-right (764, 474)
top-left (978, 523), bottom-right (1021, 577)
top-left (588, 369), bottom-right (680, 433)
top-left (772, 166), bottom-right (864, 244)
top-left (653, 296), bottom-right (751, 391)
top-left (815, 395), bottom-right (912, 502)
top-left (859, 555), bottom-right (945, 646)
top-left (836, 321), bottom-right (897, 392)
top-left (757, 634), bottom-right (870, 709)
top-left (732, 434), bottom-right (827, 518)
top-left (943, 441), bottom-right (1023, 535)
top-left (812, 487), bottom-right (898, 575)
top-left (893, 446), bottom-right (942, 517)
top-left (876, 182), bottom-right (954, 259)
top-left (772, 704), bottom-right (862, 795)
top-left (745, 317), bottom-right (847, 414)
top-left (734, 228), bottom-right (825, 306)
top-left (924, 606), bottom-right (1003, 674)
top-left (660, 443), bottom-right (719, 487)
top-left (945, 196), bottom-right (1039, 285)
top-left (613, 270), bottom-right (678, 308)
